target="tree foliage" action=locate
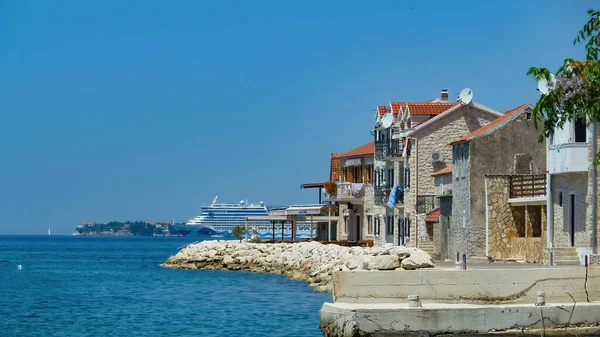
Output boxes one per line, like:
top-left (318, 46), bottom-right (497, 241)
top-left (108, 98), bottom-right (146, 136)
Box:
top-left (232, 225), bottom-right (246, 242)
top-left (527, 9), bottom-right (600, 164)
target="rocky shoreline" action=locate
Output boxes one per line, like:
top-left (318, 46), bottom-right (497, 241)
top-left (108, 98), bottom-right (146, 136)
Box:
top-left (161, 241), bottom-right (435, 292)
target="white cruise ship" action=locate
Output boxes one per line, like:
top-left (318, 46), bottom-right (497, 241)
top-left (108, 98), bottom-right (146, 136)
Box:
top-left (171, 196), bottom-right (315, 239)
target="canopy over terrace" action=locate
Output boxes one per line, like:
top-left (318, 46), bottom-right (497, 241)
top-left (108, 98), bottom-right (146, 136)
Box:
top-left (300, 182), bottom-right (326, 204)
top-left (244, 204), bottom-right (338, 241)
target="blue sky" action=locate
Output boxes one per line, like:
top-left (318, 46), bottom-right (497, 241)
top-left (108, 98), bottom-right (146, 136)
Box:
top-left (0, 1), bottom-right (594, 234)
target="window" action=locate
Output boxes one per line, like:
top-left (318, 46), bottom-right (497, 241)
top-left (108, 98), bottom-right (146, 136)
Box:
top-left (374, 217), bottom-right (380, 235)
top-left (575, 118), bottom-right (587, 142)
top-left (386, 215), bottom-right (394, 235)
top-left (367, 215), bottom-right (373, 234)
top-left (365, 164), bottom-right (374, 184)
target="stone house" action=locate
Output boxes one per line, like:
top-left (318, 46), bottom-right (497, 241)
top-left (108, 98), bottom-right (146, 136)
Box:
top-left (370, 89), bottom-right (503, 252)
top-left (327, 142), bottom-right (375, 243)
top-left (447, 103), bottom-right (547, 262)
top-left (546, 115), bottom-right (600, 265)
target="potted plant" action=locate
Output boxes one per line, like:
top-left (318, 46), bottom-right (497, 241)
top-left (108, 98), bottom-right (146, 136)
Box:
top-left (324, 181), bottom-right (337, 197)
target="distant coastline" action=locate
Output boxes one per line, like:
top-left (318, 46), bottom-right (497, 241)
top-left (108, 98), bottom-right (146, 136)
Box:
top-left (74, 221), bottom-right (182, 237)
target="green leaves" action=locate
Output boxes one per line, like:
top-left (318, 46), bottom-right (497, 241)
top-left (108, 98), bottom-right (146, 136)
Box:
top-left (527, 9), bottom-right (600, 165)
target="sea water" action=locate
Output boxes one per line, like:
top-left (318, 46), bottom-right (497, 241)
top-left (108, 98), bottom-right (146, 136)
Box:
top-left (0, 236), bottom-right (331, 337)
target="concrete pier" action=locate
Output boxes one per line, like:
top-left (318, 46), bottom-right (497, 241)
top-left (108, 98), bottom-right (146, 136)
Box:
top-left (320, 266), bottom-right (600, 336)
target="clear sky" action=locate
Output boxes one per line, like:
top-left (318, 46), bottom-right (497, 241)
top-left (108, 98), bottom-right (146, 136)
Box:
top-left (0, 1), bottom-right (594, 234)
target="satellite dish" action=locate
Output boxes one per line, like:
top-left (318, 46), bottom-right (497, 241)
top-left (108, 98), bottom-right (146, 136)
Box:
top-left (458, 88), bottom-right (473, 105)
top-left (537, 73), bottom-right (556, 95)
top-left (381, 113), bottom-right (393, 128)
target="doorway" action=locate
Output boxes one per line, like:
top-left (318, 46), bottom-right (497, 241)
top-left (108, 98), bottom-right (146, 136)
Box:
top-left (398, 218), bottom-right (405, 245)
top-left (570, 194), bottom-right (575, 247)
top-left (355, 213), bottom-right (361, 242)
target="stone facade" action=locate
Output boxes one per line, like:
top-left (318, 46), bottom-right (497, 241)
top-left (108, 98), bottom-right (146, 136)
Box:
top-left (370, 157), bottom-right (405, 247)
top-left (549, 122), bottom-right (600, 254)
top-left (586, 122), bottom-right (600, 253)
top-left (451, 107), bottom-right (546, 259)
top-left (552, 173), bottom-right (590, 248)
top-left (486, 176), bottom-right (546, 262)
top-left (406, 105), bottom-right (498, 255)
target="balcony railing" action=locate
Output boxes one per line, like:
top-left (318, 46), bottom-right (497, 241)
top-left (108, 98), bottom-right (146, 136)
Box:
top-left (333, 182), bottom-right (365, 200)
top-left (416, 195), bottom-right (437, 214)
top-left (509, 175), bottom-right (547, 199)
top-left (547, 143), bottom-right (588, 174)
top-left (374, 139), bottom-right (404, 160)
top-left (374, 185), bottom-right (404, 206)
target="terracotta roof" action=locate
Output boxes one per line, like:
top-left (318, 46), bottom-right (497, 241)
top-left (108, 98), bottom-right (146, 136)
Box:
top-left (448, 103), bottom-right (532, 145)
top-left (330, 154), bottom-right (340, 181)
top-left (377, 105), bottom-right (390, 117)
top-left (335, 142), bottom-right (375, 159)
top-left (432, 166), bottom-right (453, 176)
top-left (380, 102), bottom-right (459, 117)
top-left (424, 208), bottom-right (441, 222)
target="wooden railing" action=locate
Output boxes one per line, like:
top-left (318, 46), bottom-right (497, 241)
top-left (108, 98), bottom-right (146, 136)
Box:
top-left (509, 174), bottom-right (547, 198)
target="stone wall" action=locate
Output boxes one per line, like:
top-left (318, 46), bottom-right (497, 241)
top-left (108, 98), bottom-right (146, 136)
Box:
top-left (486, 176), bottom-right (546, 262)
top-left (486, 176), bottom-right (516, 259)
top-left (406, 106), bottom-right (496, 251)
top-left (453, 109), bottom-right (546, 258)
top-left (433, 173), bottom-right (452, 196)
top-left (552, 173), bottom-right (589, 248)
top-left (586, 122), bottom-right (600, 253)
top-left (450, 141), bottom-right (471, 258)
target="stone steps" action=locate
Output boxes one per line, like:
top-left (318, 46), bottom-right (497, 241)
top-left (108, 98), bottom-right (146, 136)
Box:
top-left (548, 247), bottom-right (581, 266)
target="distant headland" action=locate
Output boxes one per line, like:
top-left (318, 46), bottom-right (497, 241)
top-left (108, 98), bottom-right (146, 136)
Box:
top-left (73, 221), bottom-right (182, 236)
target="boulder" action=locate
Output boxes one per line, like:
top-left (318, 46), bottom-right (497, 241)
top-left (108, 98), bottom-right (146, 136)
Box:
top-left (162, 241), bottom-right (435, 293)
top-left (388, 246), bottom-right (412, 259)
top-left (401, 249), bottom-right (435, 270)
top-left (364, 255), bottom-right (401, 270)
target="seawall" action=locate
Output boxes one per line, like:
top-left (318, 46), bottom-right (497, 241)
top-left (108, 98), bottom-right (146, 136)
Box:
top-left (320, 267), bottom-right (600, 336)
top-left (161, 240), bottom-right (435, 292)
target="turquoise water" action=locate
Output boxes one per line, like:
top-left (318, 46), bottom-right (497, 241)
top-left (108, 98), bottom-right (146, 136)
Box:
top-left (0, 236), bottom-right (331, 336)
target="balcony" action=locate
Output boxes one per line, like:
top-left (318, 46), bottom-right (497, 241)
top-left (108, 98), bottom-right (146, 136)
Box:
top-left (374, 139), bottom-right (404, 161)
top-left (375, 185), bottom-right (404, 207)
top-left (329, 182), bottom-right (365, 202)
top-left (416, 195), bottom-right (437, 214)
top-left (547, 143), bottom-right (588, 174)
top-left (508, 174), bottom-right (547, 206)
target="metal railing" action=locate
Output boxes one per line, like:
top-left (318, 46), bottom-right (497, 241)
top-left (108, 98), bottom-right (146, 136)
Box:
top-left (374, 185), bottom-right (404, 206)
top-left (374, 139), bottom-right (404, 160)
top-left (416, 195), bottom-right (437, 214)
top-left (509, 174), bottom-right (547, 198)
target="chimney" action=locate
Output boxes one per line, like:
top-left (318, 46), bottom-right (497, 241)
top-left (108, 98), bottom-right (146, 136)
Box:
top-left (441, 89), bottom-right (448, 102)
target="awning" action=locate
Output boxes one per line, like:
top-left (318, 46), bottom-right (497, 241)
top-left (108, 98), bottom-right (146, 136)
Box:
top-left (285, 205), bottom-right (324, 215)
top-left (301, 182), bottom-right (325, 189)
top-left (424, 208), bottom-right (441, 222)
top-left (344, 158), bottom-right (363, 167)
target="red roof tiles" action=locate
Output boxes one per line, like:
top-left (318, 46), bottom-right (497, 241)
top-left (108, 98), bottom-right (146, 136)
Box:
top-left (335, 142), bottom-right (375, 159)
top-left (424, 208), bottom-right (441, 222)
top-left (380, 102), bottom-right (459, 118)
top-left (448, 103), bottom-right (532, 145)
top-left (432, 166), bottom-right (453, 176)
top-left (330, 142), bottom-right (374, 181)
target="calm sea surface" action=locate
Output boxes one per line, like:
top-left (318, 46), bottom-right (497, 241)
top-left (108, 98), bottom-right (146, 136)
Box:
top-left (0, 236), bottom-right (331, 337)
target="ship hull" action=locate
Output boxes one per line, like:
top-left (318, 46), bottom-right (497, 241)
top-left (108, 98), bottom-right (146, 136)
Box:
top-left (171, 224), bottom-right (315, 240)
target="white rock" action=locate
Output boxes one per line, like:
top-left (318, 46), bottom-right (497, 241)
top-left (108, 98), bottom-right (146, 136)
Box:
top-left (401, 249), bottom-right (435, 270)
top-left (364, 255), bottom-right (401, 270)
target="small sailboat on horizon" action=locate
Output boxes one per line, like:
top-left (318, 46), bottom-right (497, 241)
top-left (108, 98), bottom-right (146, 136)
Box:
top-left (48, 228), bottom-right (51, 235)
